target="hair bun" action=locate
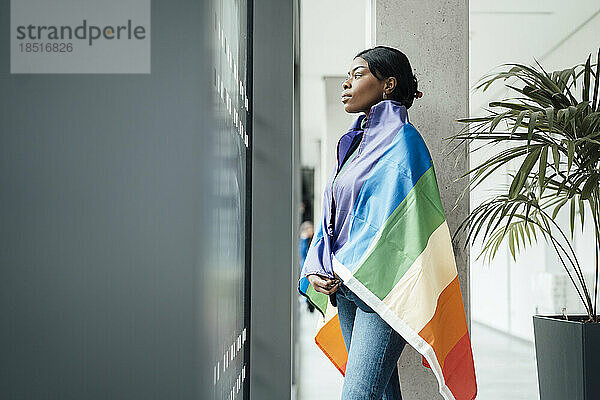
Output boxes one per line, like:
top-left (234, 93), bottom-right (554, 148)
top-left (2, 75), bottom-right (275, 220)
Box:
top-left (414, 90), bottom-right (423, 99)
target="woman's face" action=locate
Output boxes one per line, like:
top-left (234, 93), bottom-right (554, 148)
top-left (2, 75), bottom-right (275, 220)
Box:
top-left (341, 57), bottom-right (393, 115)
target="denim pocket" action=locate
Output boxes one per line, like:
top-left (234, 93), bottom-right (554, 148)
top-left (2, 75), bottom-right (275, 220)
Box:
top-left (348, 289), bottom-right (375, 313)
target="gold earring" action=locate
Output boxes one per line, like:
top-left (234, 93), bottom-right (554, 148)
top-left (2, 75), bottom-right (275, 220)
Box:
top-left (382, 92), bottom-right (387, 100)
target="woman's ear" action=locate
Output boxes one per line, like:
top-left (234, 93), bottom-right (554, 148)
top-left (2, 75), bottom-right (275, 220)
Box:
top-left (384, 77), bottom-right (397, 93)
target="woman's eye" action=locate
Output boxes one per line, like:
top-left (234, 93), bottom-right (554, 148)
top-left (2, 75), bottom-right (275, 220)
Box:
top-left (343, 74), bottom-right (361, 84)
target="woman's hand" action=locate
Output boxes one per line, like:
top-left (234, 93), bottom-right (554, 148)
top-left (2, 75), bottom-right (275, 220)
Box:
top-left (308, 273), bottom-right (341, 295)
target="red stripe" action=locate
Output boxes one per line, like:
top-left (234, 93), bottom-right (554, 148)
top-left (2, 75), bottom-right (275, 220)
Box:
top-left (442, 332), bottom-right (477, 400)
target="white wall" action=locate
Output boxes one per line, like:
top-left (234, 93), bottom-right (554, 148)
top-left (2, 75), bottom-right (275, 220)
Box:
top-left (300, 0), bottom-right (368, 227)
top-left (469, 0), bottom-right (600, 341)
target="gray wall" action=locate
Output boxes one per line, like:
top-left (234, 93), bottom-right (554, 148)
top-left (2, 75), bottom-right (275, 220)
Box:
top-left (0, 1), bottom-right (214, 398)
top-left (292, 0), bottom-right (302, 393)
top-left (250, 0), bottom-right (298, 399)
top-left (374, 0), bottom-right (470, 399)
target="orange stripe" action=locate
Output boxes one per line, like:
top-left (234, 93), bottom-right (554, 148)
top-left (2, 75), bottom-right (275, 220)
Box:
top-left (418, 276), bottom-right (468, 369)
top-left (442, 332), bottom-right (477, 400)
top-left (314, 313), bottom-right (348, 376)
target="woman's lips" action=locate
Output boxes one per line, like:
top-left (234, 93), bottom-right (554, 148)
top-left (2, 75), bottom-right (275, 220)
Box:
top-left (341, 95), bottom-right (351, 103)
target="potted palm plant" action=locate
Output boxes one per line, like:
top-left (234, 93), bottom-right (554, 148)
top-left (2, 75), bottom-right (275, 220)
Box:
top-left (446, 50), bottom-right (600, 400)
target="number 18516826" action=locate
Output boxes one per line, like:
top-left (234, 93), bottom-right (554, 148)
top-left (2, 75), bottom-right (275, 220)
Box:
top-left (19, 42), bottom-right (73, 53)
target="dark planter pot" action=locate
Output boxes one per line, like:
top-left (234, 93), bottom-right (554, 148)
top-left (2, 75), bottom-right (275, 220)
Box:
top-left (533, 315), bottom-right (600, 400)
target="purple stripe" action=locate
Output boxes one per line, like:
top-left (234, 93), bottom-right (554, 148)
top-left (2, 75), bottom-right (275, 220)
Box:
top-left (298, 100), bottom-right (414, 281)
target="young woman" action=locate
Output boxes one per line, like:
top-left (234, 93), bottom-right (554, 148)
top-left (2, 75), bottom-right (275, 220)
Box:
top-left (298, 46), bottom-right (476, 400)
top-left (308, 46), bottom-right (421, 400)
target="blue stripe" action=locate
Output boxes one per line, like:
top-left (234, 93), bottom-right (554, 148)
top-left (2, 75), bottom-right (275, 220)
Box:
top-left (335, 123), bottom-right (432, 270)
top-left (310, 221), bottom-right (323, 249)
top-left (299, 276), bottom-right (310, 293)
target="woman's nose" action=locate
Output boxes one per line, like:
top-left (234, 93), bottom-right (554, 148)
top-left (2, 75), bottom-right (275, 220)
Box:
top-left (342, 78), bottom-right (350, 89)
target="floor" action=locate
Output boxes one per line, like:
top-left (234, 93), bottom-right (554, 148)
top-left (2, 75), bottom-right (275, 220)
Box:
top-left (296, 299), bottom-right (344, 400)
top-left (295, 299), bottom-right (539, 400)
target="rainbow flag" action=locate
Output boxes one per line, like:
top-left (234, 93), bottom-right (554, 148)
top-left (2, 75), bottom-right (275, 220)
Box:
top-left (298, 100), bottom-right (477, 400)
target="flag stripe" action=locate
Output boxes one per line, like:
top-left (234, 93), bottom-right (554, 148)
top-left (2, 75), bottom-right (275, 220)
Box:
top-left (442, 332), bottom-right (477, 400)
top-left (382, 221), bottom-right (458, 333)
top-left (332, 256), bottom-right (457, 400)
top-left (335, 123), bottom-right (432, 267)
top-left (314, 313), bottom-right (348, 376)
top-left (305, 283), bottom-right (328, 316)
top-left (299, 276), bottom-right (310, 293)
top-left (352, 166), bottom-right (446, 299)
top-left (418, 276), bottom-right (468, 369)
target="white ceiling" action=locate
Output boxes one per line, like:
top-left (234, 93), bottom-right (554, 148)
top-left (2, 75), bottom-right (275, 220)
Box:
top-left (469, 0), bottom-right (600, 112)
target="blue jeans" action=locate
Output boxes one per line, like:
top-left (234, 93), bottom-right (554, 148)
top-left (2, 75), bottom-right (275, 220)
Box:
top-left (335, 283), bottom-right (406, 400)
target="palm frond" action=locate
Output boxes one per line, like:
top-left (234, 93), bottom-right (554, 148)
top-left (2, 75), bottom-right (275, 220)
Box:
top-left (447, 51), bottom-right (600, 320)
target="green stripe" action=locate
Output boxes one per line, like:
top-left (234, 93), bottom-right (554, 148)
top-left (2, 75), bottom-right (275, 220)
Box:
top-left (306, 284), bottom-right (328, 317)
top-left (353, 166), bottom-right (446, 300)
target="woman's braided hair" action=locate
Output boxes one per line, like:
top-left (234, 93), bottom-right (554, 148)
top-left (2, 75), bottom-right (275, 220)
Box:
top-left (355, 46), bottom-right (423, 109)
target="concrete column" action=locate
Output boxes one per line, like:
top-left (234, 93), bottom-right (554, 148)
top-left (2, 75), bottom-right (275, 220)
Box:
top-left (372, 1), bottom-right (470, 399)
